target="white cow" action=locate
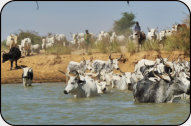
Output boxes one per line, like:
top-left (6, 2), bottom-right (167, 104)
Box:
top-left (67, 58), bottom-right (93, 76)
top-left (72, 32), bottom-right (96, 48)
top-left (64, 74), bottom-right (98, 98)
top-left (99, 70), bottom-right (121, 86)
top-left (97, 31), bottom-right (110, 43)
top-left (6, 34), bottom-right (18, 49)
top-left (158, 30), bottom-right (172, 41)
top-left (18, 44), bottom-right (22, 52)
top-left (117, 35), bottom-right (126, 43)
top-left (112, 72), bottom-right (132, 91)
top-left (159, 30), bottom-right (166, 41)
top-left (78, 33), bottom-right (85, 39)
top-left (31, 44), bottom-right (41, 54)
top-left (147, 27), bottom-right (158, 41)
top-left (21, 38), bottom-right (32, 56)
top-left (165, 29), bottom-right (172, 37)
top-left (91, 54), bottom-right (121, 74)
top-left (110, 32), bottom-right (125, 43)
top-left (46, 36), bottom-right (55, 44)
top-left (95, 81), bottom-right (108, 94)
top-left (22, 67), bottom-right (33, 87)
top-left (55, 34), bottom-right (68, 46)
top-left (42, 39), bottom-right (54, 49)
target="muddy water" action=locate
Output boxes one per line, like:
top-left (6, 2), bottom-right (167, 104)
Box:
top-left (1, 83), bottom-right (190, 125)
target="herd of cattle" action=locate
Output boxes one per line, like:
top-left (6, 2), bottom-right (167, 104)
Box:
top-left (1, 45), bottom-right (190, 103)
top-left (2, 23), bottom-right (189, 103)
top-left (55, 53), bottom-right (189, 103)
top-left (5, 23), bottom-right (187, 56)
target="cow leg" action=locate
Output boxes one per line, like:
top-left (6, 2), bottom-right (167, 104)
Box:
top-left (10, 61), bottom-right (13, 70)
top-left (137, 44), bottom-right (139, 52)
top-left (15, 60), bottom-right (18, 69)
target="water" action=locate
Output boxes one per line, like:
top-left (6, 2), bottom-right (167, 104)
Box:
top-left (1, 82), bottom-right (190, 125)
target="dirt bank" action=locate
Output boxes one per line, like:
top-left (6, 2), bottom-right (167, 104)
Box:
top-left (1, 51), bottom-right (190, 84)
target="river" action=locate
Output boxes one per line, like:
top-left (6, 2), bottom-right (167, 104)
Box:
top-left (1, 82), bottom-right (190, 125)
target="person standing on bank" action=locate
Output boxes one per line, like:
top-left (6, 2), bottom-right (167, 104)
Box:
top-left (84, 30), bottom-right (91, 53)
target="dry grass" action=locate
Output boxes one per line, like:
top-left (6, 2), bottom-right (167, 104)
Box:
top-left (45, 46), bottom-right (72, 55)
top-left (163, 28), bottom-right (190, 55)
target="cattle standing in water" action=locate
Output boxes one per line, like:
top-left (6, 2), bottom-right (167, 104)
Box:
top-left (22, 67), bottom-right (33, 87)
top-left (2, 47), bottom-right (21, 70)
top-left (112, 72), bottom-right (132, 91)
top-left (132, 71), bottom-right (190, 103)
top-left (91, 54), bottom-right (122, 74)
top-left (63, 72), bottom-right (98, 98)
top-left (66, 57), bottom-right (93, 76)
top-left (95, 81), bottom-right (108, 94)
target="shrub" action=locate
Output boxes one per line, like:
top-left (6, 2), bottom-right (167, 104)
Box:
top-left (94, 40), bottom-right (121, 53)
top-left (127, 41), bottom-right (136, 53)
top-left (45, 45), bottom-right (71, 55)
top-left (16, 30), bottom-right (42, 45)
top-left (1, 40), bottom-right (7, 50)
top-left (164, 27), bottom-right (190, 55)
top-left (95, 40), bottom-right (108, 53)
top-left (142, 40), bottom-right (160, 52)
top-left (108, 41), bottom-right (121, 53)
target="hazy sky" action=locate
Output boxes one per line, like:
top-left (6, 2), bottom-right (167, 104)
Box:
top-left (1, 1), bottom-right (190, 41)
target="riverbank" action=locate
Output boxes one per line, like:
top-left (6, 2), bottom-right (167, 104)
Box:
top-left (1, 51), bottom-right (190, 84)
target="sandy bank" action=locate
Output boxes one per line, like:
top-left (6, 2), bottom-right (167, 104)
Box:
top-left (1, 51), bottom-right (189, 84)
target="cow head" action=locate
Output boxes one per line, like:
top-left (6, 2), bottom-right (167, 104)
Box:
top-left (169, 77), bottom-right (190, 96)
top-left (124, 72), bottom-right (132, 85)
top-left (64, 73), bottom-right (86, 95)
top-left (86, 60), bottom-right (93, 71)
top-left (2, 52), bottom-right (9, 63)
top-left (96, 81), bottom-right (107, 93)
top-left (22, 67), bottom-right (33, 80)
top-left (108, 54), bottom-right (120, 70)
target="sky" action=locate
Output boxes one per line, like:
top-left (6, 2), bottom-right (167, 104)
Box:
top-left (1, 1), bottom-right (190, 41)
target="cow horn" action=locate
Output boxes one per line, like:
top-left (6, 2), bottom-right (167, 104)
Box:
top-left (74, 70), bottom-right (79, 77)
top-left (167, 55), bottom-right (171, 61)
top-left (172, 58), bottom-right (176, 63)
top-left (82, 57), bottom-right (85, 61)
top-left (109, 54), bottom-right (112, 60)
top-left (58, 70), bottom-right (66, 75)
top-left (153, 61), bottom-right (157, 67)
top-left (144, 62), bottom-right (148, 67)
top-left (119, 69), bottom-right (124, 74)
top-left (117, 54), bottom-right (123, 61)
top-left (170, 64), bottom-right (176, 77)
top-left (90, 56), bottom-right (93, 62)
top-left (152, 69), bottom-right (163, 79)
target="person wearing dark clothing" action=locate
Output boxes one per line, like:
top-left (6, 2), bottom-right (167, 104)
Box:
top-left (134, 22), bottom-right (141, 32)
top-left (134, 22), bottom-right (141, 39)
top-left (84, 30), bottom-right (91, 53)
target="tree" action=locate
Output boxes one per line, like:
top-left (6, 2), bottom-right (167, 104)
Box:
top-left (113, 12), bottom-right (135, 36)
top-left (16, 30), bottom-right (42, 45)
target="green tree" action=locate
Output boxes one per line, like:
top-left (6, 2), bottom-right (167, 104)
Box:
top-left (16, 30), bottom-right (42, 45)
top-left (113, 12), bottom-right (135, 36)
